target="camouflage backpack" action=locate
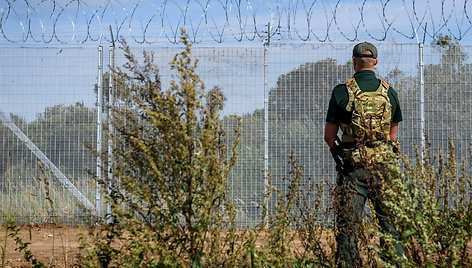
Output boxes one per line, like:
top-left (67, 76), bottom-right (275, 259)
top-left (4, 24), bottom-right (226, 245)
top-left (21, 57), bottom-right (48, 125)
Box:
top-left (342, 77), bottom-right (391, 143)
top-left (341, 78), bottom-right (395, 165)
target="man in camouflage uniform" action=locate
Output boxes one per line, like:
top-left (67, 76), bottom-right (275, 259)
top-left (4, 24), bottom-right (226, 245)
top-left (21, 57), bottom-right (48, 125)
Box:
top-left (324, 42), bottom-right (405, 267)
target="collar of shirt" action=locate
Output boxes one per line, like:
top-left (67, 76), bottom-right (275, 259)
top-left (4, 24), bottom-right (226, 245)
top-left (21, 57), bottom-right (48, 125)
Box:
top-left (353, 70), bottom-right (376, 79)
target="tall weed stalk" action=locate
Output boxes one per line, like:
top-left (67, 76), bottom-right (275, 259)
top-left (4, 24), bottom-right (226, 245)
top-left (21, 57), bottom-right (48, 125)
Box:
top-left (80, 29), bottom-right (243, 267)
top-left (248, 153), bottom-right (335, 267)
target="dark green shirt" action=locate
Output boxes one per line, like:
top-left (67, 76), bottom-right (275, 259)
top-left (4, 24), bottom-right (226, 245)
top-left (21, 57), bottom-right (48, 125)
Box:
top-left (325, 70), bottom-right (403, 125)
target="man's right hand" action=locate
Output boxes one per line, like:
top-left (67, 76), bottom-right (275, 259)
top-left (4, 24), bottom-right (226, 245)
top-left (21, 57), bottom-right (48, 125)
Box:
top-left (330, 138), bottom-right (348, 174)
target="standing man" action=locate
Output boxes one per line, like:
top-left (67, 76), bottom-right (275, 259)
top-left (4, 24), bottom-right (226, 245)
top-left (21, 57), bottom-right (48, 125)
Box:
top-left (324, 42), bottom-right (405, 267)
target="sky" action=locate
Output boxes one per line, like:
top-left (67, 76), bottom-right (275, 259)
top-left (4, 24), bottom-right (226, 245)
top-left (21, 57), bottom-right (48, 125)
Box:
top-left (1, 0), bottom-right (472, 121)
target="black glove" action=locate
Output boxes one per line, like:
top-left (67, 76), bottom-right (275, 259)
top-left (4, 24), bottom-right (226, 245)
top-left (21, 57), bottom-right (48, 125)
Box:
top-left (330, 138), bottom-right (351, 175)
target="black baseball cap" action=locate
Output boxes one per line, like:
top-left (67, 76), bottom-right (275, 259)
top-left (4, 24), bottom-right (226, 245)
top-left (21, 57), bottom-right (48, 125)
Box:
top-left (352, 42), bottom-right (377, 59)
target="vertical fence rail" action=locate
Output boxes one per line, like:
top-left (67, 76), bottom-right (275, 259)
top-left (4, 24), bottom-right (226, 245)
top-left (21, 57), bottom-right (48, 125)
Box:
top-left (107, 45), bottom-right (115, 221)
top-left (419, 42), bottom-right (425, 158)
top-left (96, 46), bottom-right (103, 217)
top-left (263, 27), bottom-right (270, 227)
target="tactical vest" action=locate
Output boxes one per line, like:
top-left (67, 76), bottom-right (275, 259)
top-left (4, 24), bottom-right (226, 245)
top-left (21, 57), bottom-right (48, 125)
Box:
top-left (341, 78), bottom-right (392, 143)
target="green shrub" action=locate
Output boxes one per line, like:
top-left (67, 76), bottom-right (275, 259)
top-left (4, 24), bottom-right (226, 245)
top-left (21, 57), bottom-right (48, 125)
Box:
top-left (367, 141), bottom-right (472, 267)
top-left (80, 29), bottom-right (243, 267)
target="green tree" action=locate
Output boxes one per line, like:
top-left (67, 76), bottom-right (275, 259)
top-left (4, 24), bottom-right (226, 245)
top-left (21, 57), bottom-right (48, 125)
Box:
top-left (425, 36), bottom-right (472, 157)
top-left (267, 59), bottom-right (352, 191)
top-left (28, 102), bottom-right (97, 178)
top-left (269, 59), bottom-right (352, 121)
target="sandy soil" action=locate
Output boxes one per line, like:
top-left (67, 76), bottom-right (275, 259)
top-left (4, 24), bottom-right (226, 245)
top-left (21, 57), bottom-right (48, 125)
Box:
top-left (2, 224), bottom-right (471, 267)
top-left (1, 224), bottom-right (89, 268)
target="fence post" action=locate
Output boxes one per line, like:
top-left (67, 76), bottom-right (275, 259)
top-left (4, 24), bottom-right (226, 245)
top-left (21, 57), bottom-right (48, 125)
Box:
top-left (96, 45), bottom-right (103, 217)
top-left (107, 44), bottom-right (115, 223)
top-left (419, 42), bottom-right (425, 159)
top-left (263, 23), bottom-right (270, 228)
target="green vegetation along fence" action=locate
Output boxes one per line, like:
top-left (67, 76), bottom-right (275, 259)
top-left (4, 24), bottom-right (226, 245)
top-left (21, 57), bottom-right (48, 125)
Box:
top-left (0, 42), bottom-right (471, 225)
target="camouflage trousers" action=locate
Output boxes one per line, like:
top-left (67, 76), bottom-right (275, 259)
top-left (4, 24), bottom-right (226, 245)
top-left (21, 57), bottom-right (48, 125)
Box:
top-left (334, 165), bottom-right (405, 268)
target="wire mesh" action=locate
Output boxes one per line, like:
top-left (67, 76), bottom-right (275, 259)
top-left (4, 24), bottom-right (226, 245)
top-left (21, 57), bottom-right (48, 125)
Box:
top-left (0, 46), bottom-right (98, 224)
top-left (0, 43), bottom-right (471, 226)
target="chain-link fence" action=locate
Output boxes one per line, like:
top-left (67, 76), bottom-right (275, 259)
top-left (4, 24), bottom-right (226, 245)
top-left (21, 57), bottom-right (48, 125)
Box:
top-left (1, 42), bottom-right (471, 225)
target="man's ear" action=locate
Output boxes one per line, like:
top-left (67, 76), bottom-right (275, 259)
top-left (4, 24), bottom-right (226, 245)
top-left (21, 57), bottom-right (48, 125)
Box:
top-left (374, 58), bottom-right (378, 65)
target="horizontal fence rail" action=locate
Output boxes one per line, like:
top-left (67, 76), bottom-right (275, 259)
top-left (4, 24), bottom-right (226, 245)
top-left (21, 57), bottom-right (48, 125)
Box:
top-left (0, 43), bottom-right (471, 226)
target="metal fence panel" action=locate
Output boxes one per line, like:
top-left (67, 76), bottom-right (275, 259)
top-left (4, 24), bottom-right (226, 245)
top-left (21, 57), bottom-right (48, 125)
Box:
top-left (1, 43), bottom-right (471, 226)
top-left (0, 46), bottom-right (98, 223)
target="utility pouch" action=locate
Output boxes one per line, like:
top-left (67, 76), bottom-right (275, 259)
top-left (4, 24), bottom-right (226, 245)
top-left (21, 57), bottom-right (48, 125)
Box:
top-left (350, 141), bottom-right (399, 166)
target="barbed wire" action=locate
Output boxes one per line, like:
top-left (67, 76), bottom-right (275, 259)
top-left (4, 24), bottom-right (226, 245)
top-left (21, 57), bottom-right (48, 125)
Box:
top-left (1, 0), bottom-right (471, 44)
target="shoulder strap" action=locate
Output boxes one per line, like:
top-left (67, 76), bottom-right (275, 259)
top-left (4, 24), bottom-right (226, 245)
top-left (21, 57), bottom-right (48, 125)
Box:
top-left (345, 78), bottom-right (361, 112)
top-left (378, 79), bottom-right (389, 94)
top-left (346, 78), bottom-right (390, 112)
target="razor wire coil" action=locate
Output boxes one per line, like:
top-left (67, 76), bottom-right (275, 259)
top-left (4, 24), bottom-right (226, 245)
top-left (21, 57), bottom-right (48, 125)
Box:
top-left (1, 0), bottom-right (472, 44)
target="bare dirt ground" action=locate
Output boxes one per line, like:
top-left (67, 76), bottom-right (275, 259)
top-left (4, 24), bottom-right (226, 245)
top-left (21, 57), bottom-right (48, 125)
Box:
top-left (1, 224), bottom-right (89, 268)
top-left (2, 224), bottom-right (472, 267)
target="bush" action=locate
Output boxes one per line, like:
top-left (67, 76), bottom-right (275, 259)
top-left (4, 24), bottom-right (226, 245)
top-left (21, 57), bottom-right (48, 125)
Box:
top-left (367, 141), bottom-right (472, 267)
top-left (80, 29), bottom-right (243, 267)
